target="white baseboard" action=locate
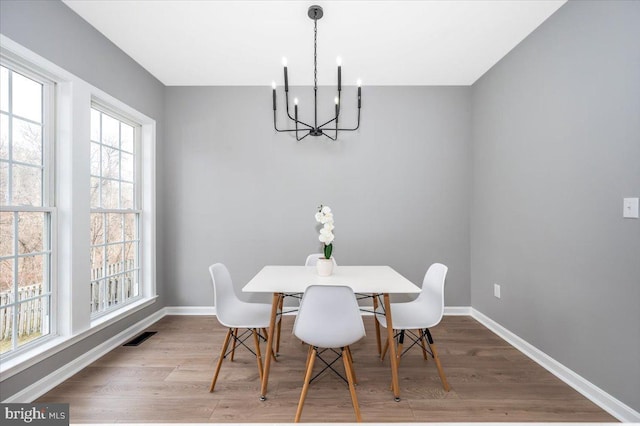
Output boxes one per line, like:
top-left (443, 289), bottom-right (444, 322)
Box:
top-left (471, 308), bottom-right (640, 423)
top-left (3, 308), bottom-right (165, 403)
top-left (444, 306), bottom-right (472, 315)
top-left (162, 306), bottom-right (471, 316)
top-left (164, 306), bottom-right (216, 315)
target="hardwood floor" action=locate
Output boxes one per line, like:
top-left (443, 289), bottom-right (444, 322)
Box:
top-left (36, 315), bottom-right (617, 423)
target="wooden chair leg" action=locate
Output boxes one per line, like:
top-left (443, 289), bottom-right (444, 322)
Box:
top-left (419, 329), bottom-right (429, 361)
top-left (295, 347), bottom-right (317, 422)
top-left (381, 336), bottom-right (389, 360)
top-left (252, 329), bottom-right (264, 381)
top-left (396, 330), bottom-right (405, 365)
top-left (423, 328), bottom-right (449, 391)
top-left (342, 348), bottom-right (362, 422)
top-left (210, 328), bottom-right (232, 392)
top-left (345, 346), bottom-right (357, 384)
top-left (305, 344), bottom-right (314, 369)
top-left (430, 342), bottom-right (450, 392)
top-left (230, 328), bottom-right (238, 361)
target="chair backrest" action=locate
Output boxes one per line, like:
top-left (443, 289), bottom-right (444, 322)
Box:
top-left (304, 253), bottom-right (338, 267)
top-left (293, 285), bottom-right (365, 348)
top-left (415, 263), bottom-right (448, 324)
top-left (209, 263), bottom-right (247, 327)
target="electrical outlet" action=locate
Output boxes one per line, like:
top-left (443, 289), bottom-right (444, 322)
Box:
top-left (494, 283), bottom-right (501, 299)
top-left (623, 198), bottom-right (639, 218)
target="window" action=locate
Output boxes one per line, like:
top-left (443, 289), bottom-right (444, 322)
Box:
top-left (0, 63), bottom-right (54, 355)
top-left (89, 106), bottom-right (140, 317)
top-left (0, 37), bottom-right (155, 375)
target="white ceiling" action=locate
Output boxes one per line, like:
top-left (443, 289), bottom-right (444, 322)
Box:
top-left (62, 0), bottom-right (566, 86)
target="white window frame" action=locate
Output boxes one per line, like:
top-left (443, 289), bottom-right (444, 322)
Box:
top-left (0, 35), bottom-right (157, 379)
top-left (0, 57), bottom-right (57, 357)
top-left (89, 102), bottom-right (143, 319)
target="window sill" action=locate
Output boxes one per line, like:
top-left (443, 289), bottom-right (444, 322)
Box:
top-left (0, 295), bottom-right (158, 381)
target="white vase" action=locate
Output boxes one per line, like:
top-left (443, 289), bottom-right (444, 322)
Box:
top-left (316, 258), bottom-right (334, 276)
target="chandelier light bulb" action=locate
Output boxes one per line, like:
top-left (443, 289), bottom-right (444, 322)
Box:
top-left (336, 57), bottom-right (342, 66)
top-left (334, 97), bottom-right (339, 105)
top-left (271, 81), bottom-right (276, 89)
top-left (282, 57), bottom-right (288, 67)
top-left (294, 97), bottom-right (299, 105)
top-left (357, 79), bottom-right (362, 87)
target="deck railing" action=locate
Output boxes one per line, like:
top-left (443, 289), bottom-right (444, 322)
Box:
top-left (0, 260), bottom-right (136, 342)
top-left (90, 260), bottom-right (136, 314)
top-left (0, 283), bottom-right (44, 341)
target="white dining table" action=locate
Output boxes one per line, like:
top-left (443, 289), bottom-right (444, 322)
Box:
top-left (243, 265), bottom-right (421, 401)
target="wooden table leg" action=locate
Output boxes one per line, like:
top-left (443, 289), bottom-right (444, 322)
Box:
top-left (260, 292), bottom-right (280, 401)
top-left (383, 293), bottom-right (401, 401)
top-left (372, 294), bottom-right (382, 355)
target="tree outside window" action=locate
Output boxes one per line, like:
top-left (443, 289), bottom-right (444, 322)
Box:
top-left (0, 64), bottom-right (53, 355)
top-left (89, 106), bottom-right (140, 316)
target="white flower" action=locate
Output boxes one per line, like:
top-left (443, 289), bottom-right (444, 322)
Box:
top-left (315, 204), bottom-right (335, 249)
top-left (320, 226), bottom-right (333, 235)
top-left (319, 230), bottom-right (334, 244)
top-left (321, 213), bottom-right (334, 224)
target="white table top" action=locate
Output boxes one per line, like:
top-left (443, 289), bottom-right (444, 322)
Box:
top-left (242, 265), bottom-right (421, 294)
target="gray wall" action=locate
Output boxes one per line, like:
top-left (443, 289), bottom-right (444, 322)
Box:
top-left (164, 86), bottom-right (471, 307)
top-left (471, 0), bottom-right (640, 411)
top-left (0, 0), bottom-right (165, 400)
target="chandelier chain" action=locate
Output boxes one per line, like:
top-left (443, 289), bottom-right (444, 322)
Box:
top-left (314, 17), bottom-right (318, 91)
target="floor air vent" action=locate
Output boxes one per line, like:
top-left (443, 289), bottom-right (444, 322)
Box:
top-left (123, 331), bottom-right (157, 346)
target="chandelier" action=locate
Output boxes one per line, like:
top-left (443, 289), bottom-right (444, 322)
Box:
top-left (271, 5), bottom-right (362, 141)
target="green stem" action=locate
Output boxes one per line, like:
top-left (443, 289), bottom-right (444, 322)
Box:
top-left (324, 243), bottom-right (333, 259)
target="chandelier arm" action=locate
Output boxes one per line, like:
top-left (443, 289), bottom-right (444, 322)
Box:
top-left (296, 131), bottom-right (312, 141)
top-left (317, 116), bottom-right (337, 129)
top-left (321, 108), bottom-right (361, 132)
top-left (284, 91), bottom-right (313, 129)
top-left (274, 111), bottom-right (309, 133)
top-left (322, 131), bottom-right (337, 141)
top-left (291, 114), bottom-right (314, 129)
top-left (275, 128), bottom-right (309, 133)
top-left (316, 91), bottom-right (341, 129)
top-left (273, 110), bottom-right (284, 132)
top-left (274, 107), bottom-right (314, 137)
top-left (334, 91), bottom-right (341, 140)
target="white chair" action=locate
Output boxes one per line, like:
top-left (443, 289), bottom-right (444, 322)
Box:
top-left (292, 285), bottom-right (366, 422)
top-left (274, 253), bottom-right (340, 352)
top-left (375, 263), bottom-right (450, 391)
top-left (304, 254), bottom-right (384, 356)
top-left (208, 263), bottom-right (278, 392)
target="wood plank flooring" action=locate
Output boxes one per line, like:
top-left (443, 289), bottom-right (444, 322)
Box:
top-left (36, 315), bottom-right (617, 423)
